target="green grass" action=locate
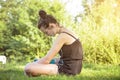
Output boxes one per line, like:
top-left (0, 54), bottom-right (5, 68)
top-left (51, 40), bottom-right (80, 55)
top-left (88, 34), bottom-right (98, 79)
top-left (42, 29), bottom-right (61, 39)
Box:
top-left (0, 62), bottom-right (120, 80)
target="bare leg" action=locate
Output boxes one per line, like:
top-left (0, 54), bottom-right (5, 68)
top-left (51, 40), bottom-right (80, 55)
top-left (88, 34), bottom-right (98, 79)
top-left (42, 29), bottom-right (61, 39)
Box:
top-left (24, 62), bottom-right (58, 77)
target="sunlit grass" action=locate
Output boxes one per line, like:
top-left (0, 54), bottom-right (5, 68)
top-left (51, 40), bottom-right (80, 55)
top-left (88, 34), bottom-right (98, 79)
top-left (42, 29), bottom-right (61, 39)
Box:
top-left (0, 62), bottom-right (119, 80)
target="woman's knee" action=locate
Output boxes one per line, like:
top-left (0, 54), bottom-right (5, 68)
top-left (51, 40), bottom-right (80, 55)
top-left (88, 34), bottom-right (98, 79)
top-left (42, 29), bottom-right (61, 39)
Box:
top-left (24, 63), bottom-right (33, 76)
top-left (24, 63), bottom-right (31, 71)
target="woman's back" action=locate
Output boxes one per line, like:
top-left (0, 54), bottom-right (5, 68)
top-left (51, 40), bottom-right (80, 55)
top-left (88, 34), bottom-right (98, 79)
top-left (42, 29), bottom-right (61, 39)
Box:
top-left (58, 32), bottom-right (83, 75)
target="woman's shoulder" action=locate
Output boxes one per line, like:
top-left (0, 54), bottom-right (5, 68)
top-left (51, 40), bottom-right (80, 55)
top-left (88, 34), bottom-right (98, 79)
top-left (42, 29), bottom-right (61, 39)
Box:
top-left (58, 32), bottom-right (78, 45)
top-left (60, 29), bottom-right (79, 39)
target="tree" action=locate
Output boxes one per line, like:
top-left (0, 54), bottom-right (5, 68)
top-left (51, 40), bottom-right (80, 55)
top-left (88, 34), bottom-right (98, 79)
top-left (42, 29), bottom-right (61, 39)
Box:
top-left (0, 0), bottom-right (68, 62)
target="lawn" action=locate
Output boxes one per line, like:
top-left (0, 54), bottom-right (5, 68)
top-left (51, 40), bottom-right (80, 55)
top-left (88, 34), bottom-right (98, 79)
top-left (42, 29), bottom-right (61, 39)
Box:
top-left (0, 62), bottom-right (120, 80)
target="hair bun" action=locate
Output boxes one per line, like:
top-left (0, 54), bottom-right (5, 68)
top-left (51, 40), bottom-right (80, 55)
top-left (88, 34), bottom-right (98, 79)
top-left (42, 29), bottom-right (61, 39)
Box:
top-left (39, 10), bottom-right (47, 19)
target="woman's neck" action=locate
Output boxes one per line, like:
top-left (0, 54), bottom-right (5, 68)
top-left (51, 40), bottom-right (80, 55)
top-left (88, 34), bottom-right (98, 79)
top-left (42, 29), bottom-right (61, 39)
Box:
top-left (58, 27), bottom-right (66, 34)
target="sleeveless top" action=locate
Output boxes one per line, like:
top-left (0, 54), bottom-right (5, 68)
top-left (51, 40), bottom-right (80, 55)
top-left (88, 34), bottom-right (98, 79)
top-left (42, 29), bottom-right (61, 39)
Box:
top-left (58, 32), bottom-right (83, 75)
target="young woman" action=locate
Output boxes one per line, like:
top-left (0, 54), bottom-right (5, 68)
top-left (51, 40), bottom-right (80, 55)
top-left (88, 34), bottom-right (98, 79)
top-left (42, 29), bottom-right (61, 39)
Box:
top-left (24, 10), bottom-right (83, 76)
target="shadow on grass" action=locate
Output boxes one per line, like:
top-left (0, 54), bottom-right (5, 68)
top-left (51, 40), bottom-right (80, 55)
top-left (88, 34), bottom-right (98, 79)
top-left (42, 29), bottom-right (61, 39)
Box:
top-left (0, 69), bottom-right (26, 80)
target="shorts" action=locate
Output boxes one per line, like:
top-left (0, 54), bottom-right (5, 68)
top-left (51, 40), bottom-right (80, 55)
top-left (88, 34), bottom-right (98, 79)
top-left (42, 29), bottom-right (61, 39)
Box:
top-left (57, 60), bottom-right (82, 76)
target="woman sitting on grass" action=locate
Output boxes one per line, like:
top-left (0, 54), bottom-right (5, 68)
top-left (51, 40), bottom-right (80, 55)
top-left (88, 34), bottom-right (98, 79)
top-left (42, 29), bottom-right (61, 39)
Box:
top-left (24, 10), bottom-right (83, 76)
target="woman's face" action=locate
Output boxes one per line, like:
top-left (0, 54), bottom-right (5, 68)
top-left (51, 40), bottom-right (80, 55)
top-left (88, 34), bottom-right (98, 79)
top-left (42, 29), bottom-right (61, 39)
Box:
top-left (40, 23), bottom-right (58, 36)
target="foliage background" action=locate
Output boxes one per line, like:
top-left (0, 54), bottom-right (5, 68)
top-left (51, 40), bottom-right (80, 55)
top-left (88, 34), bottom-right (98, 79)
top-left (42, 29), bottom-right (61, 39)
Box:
top-left (74, 0), bottom-right (120, 65)
top-left (0, 0), bottom-right (120, 65)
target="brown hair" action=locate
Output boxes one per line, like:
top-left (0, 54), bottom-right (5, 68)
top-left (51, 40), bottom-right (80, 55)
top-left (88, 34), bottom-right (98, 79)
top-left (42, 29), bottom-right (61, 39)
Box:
top-left (38, 10), bottom-right (58, 29)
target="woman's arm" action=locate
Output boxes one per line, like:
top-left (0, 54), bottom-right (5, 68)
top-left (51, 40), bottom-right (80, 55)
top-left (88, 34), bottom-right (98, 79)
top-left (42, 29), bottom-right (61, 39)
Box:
top-left (37, 33), bottom-right (66, 64)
